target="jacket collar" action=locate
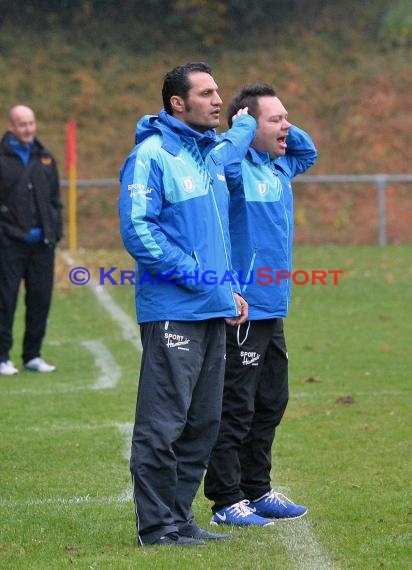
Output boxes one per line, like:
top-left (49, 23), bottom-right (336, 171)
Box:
top-left (135, 110), bottom-right (216, 157)
top-left (247, 147), bottom-right (271, 165)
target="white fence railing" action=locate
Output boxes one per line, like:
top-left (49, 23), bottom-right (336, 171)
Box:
top-left (61, 174), bottom-right (412, 246)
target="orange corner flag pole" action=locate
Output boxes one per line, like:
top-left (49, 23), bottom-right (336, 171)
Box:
top-left (66, 119), bottom-right (77, 253)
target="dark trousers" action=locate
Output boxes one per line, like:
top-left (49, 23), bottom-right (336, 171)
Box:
top-left (131, 319), bottom-right (226, 545)
top-left (0, 241), bottom-right (55, 363)
top-left (204, 318), bottom-right (289, 511)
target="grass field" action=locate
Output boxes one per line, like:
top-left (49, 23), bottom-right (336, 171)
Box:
top-left (1, 245), bottom-right (411, 569)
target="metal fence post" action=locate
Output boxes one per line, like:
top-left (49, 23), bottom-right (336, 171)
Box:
top-left (377, 176), bottom-right (387, 246)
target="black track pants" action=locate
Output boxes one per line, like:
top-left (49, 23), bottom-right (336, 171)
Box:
top-left (131, 318), bottom-right (226, 545)
top-left (0, 241), bottom-right (55, 363)
top-left (204, 318), bottom-right (289, 511)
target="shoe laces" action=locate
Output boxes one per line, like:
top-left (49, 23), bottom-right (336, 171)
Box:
top-left (228, 500), bottom-right (255, 518)
top-left (264, 489), bottom-right (294, 506)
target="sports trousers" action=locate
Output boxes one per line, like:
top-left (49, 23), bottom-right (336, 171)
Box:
top-left (204, 318), bottom-right (289, 511)
top-left (0, 240), bottom-right (55, 363)
top-left (131, 318), bottom-right (226, 545)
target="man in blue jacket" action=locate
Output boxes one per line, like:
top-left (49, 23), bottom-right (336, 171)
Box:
top-left (118, 63), bottom-right (256, 546)
top-left (205, 83), bottom-right (318, 526)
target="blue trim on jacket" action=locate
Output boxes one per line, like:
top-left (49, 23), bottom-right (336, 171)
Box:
top-left (226, 125), bottom-right (317, 320)
top-left (118, 111), bottom-right (256, 323)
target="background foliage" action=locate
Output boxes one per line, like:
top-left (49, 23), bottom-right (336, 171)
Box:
top-left (0, 1), bottom-right (410, 247)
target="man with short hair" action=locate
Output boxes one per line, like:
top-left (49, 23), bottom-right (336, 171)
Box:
top-left (118, 63), bottom-right (256, 546)
top-left (205, 83), bottom-right (318, 526)
top-left (0, 105), bottom-right (62, 376)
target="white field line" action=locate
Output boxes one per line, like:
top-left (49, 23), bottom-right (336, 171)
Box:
top-left (115, 422), bottom-right (133, 461)
top-left (276, 518), bottom-right (336, 570)
top-left (2, 420), bottom-right (335, 570)
top-left (6, 385), bottom-right (104, 396)
top-left (0, 494), bottom-right (132, 508)
top-left (89, 279), bottom-right (141, 349)
top-left (62, 251), bottom-right (141, 350)
top-left (6, 385), bottom-right (404, 398)
top-left (15, 421), bottom-right (131, 434)
top-left (16, 253), bottom-right (333, 569)
top-left (292, 389), bottom-right (402, 399)
top-left (0, 422), bottom-right (134, 509)
top-left (81, 339), bottom-right (121, 389)
top-left (115, 422), bottom-right (133, 501)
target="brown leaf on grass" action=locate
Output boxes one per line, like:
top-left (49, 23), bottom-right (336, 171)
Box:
top-left (336, 395), bottom-right (356, 405)
top-left (305, 376), bottom-right (321, 383)
top-left (64, 546), bottom-right (80, 554)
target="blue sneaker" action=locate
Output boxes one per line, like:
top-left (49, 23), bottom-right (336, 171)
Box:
top-left (210, 500), bottom-right (275, 527)
top-left (250, 490), bottom-right (308, 519)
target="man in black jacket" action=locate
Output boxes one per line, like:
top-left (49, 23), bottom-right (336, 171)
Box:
top-left (0, 105), bottom-right (63, 375)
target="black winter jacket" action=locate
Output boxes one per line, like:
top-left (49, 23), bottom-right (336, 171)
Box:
top-left (0, 133), bottom-right (63, 246)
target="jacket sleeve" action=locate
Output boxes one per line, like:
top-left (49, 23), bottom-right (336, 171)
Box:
top-left (118, 146), bottom-right (199, 288)
top-left (278, 125), bottom-right (317, 177)
top-left (208, 116), bottom-right (256, 296)
top-left (50, 158), bottom-right (63, 241)
top-left (214, 114), bottom-right (256, 200)
top-left (212, 114), bottom-right (256, 170)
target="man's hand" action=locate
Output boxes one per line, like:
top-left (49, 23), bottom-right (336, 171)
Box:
top-left (226, 293), bottom-right (248, 326)
top-left (231, 107), bottom-right (249, 122)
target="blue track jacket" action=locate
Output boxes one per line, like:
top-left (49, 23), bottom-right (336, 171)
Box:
top-left (119, 110), bottom-right (256, 323)
top-left (226, 125), bottom-right (317, 320)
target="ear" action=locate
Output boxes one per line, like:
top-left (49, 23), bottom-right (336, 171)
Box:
top-left (170, 95), bottom-right (185, 114)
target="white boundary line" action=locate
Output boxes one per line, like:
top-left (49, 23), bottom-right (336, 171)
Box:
top-left (114, 422), bottom-right (134, 461)
top-left (0, 494), bottom-right (132, 508)
top-left (51, 253), bottom-right (335, 568)
top-left (81, 339), bottom-right (121, 390)
top-left (89, 279), bottom-right (141, 349)
top-left (6, 385), bottom-right (103, 396)
top-left (62, 251), bottom-right (141, 350)
top-left (276, 518), bottom-right (336, 570)
top-left (1, 423), bottom-right (134, 509)
top-left (1, 416), bottom-right (336, 569)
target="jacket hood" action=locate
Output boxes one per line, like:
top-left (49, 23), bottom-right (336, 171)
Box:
top-left (135, 109), bottom-right (216, 154)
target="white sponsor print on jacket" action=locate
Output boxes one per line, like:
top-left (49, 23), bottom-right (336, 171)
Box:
top-left (128, 183), bottom-right (153, 199)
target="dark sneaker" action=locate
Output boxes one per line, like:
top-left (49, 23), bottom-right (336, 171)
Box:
top-left (179, 523), bottom-right (231, 541)
top-left (250, 490), bottom-right (308, 519)
top-left (150, 532), bottom-right (205, 547)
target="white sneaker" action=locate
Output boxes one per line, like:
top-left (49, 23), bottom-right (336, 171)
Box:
top-left (24, 357), bottom-right (56, 373)
top-left (0, 360), bottom-right (19, 375)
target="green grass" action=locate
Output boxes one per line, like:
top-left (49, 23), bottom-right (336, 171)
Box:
top-left (1, 246), bottom-right (411, 569)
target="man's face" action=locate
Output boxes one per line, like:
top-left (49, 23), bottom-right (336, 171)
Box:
top-left (9, 107), bottom-right (36, 144)
top-left (176, 72), bottom-right (223, 132)
top-left (252, 96), bottom-right (291, 159)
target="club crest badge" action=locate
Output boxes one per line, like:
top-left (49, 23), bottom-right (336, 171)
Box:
top-left (182, 177), bottom-right (194, 192)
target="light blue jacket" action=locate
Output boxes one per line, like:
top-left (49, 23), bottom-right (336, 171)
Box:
top-left (226, 125), bottom-right (317, 319)
top-left (119, 110), bottom-right (256, 323)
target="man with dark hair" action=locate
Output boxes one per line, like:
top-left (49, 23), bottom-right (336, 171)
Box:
top-left (118, 63), bottom-right (256, 546)
top-left (0, 105), bottom-right (62, 376)
top-left (205, 83), bottom-right (318, 526)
